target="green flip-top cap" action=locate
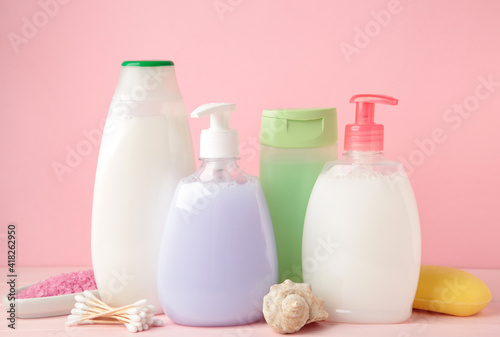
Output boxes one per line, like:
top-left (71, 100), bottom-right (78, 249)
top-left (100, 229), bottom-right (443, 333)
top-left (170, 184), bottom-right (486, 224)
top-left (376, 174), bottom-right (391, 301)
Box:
top-left (260, 108), bottom-right (337, 148)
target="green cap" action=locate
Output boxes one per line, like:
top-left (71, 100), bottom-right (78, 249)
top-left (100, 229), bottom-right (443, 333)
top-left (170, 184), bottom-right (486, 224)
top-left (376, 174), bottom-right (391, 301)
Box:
top-left (260, 108), bottom-right (337, 148)
top-left (121, 60), bottom-right (174, 67)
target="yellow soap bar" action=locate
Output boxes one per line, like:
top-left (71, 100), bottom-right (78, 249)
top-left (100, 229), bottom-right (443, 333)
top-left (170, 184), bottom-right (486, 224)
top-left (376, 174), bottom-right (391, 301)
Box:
top-left (413, 265), bottom-right (492, 316)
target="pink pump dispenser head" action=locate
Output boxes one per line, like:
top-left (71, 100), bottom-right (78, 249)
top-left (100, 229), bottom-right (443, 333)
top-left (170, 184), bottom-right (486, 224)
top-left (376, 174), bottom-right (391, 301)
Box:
top-left (344, 94), bottom-right (398, 152)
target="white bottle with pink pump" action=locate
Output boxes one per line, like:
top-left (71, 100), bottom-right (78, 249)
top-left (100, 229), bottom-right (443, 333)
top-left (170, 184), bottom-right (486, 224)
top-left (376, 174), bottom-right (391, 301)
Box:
top-left (302, 94), bottom-right (421, 323)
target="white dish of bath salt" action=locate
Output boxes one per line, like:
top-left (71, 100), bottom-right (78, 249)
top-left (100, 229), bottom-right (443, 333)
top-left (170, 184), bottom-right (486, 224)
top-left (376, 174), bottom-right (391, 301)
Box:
top-left (3, 284), bottom-right (99, 319)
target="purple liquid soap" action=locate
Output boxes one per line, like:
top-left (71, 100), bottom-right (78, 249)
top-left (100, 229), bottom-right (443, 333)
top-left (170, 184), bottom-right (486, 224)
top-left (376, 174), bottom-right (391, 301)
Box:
top-left (158, 173), bottom-right (278, 327)
top-left (158, 103), bottom-right (278, 326)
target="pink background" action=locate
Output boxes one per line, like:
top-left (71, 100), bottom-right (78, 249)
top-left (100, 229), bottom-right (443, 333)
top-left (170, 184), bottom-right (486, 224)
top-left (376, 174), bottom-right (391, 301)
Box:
top-left (1, 0), bottom-right (499, 268)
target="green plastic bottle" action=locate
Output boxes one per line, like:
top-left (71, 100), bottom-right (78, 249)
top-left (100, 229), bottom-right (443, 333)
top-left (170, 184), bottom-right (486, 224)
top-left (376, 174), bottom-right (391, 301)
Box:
top-left (260, 108), bottom-right (337, 283)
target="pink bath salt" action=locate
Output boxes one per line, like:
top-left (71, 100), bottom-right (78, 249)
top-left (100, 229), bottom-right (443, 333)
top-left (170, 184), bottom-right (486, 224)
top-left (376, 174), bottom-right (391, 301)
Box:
top-left (17, 269), bottom-right (97, 299)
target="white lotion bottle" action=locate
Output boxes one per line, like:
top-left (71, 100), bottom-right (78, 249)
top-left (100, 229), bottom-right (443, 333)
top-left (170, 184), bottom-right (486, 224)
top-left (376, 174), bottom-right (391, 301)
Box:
top-left (91, 61), bottom-right (195, 311)
top-left (303, 94), bottom-right (421, 323)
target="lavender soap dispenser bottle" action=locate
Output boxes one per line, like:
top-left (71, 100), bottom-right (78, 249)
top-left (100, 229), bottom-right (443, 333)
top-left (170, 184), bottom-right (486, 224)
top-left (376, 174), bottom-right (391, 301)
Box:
top-left (158, 103), bottom-right (278, 326)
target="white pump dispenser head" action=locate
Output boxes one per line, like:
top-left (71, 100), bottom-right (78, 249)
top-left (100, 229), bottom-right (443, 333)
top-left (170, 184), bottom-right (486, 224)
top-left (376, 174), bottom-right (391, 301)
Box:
top-left (191, 103), bottom-right (239, 158)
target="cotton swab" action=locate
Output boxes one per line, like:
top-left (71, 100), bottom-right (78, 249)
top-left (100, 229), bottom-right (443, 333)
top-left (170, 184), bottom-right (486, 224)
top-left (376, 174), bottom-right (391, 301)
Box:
top-left (66, 294), bottom-right (163, 333)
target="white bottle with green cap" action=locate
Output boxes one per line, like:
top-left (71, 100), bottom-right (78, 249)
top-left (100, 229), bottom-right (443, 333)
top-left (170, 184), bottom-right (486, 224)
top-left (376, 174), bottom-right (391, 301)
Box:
top-left (259, 108), bottom-right (337, 283)
top-left (91, 61), bottom-right (195, 312)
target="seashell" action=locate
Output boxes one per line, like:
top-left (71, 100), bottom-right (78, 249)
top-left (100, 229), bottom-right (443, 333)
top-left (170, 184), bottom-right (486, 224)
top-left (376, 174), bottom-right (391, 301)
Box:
top-left (263, 279), bottom-right (328, 334)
